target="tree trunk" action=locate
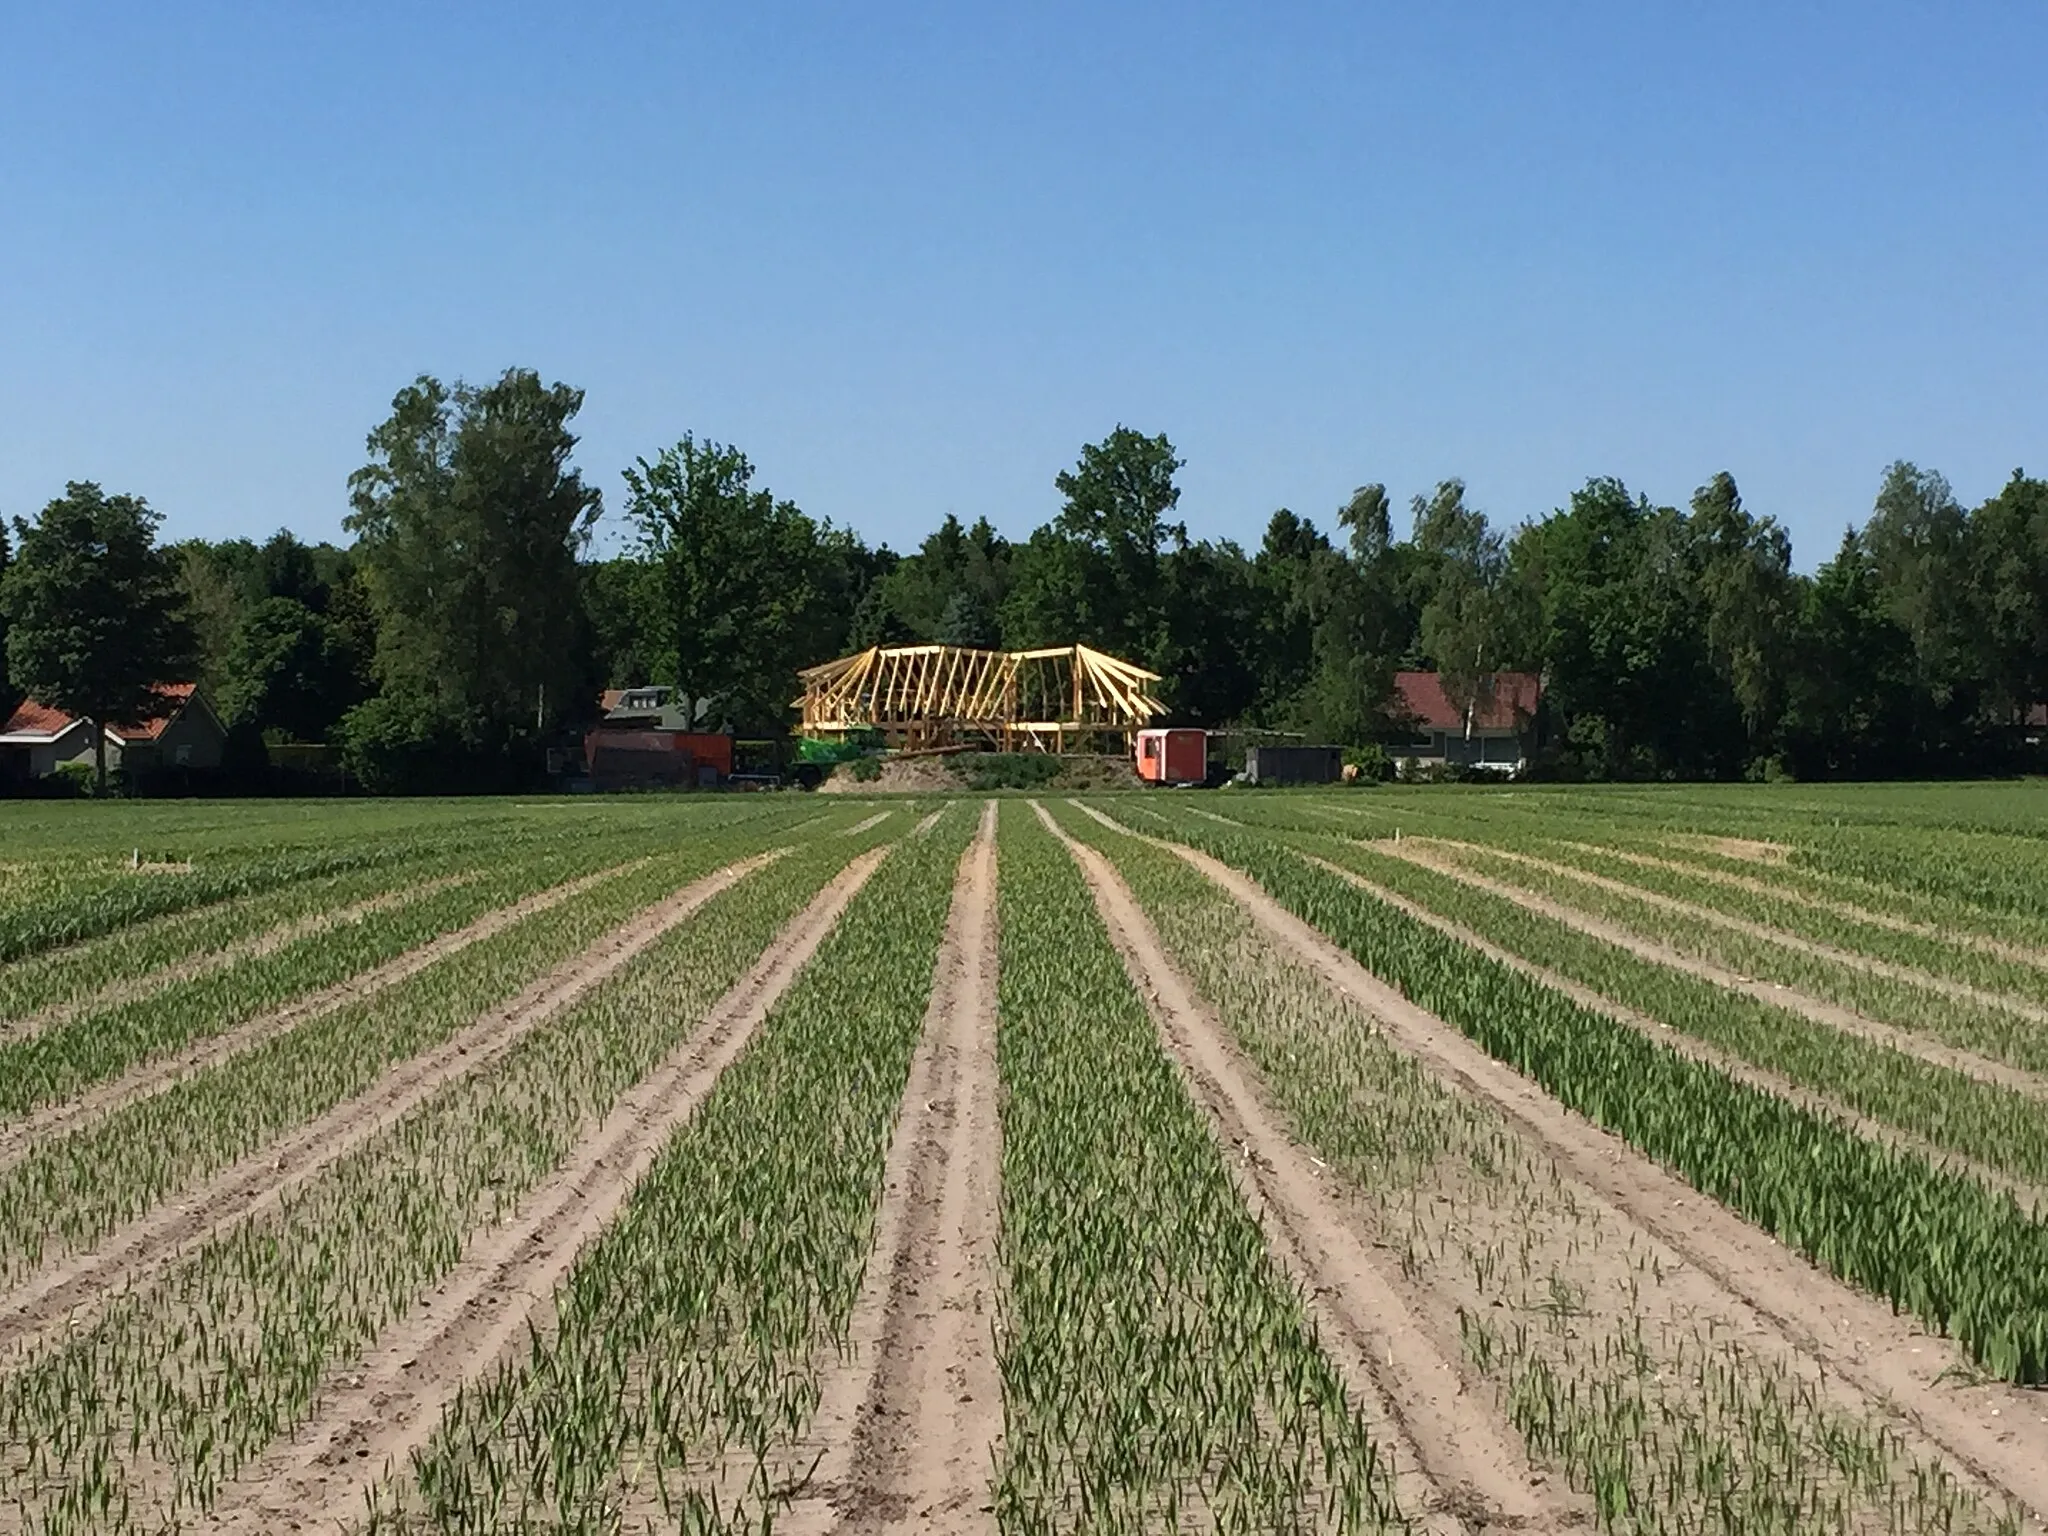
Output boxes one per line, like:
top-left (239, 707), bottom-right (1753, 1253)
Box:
top-left (92, 718), bottom-right (107, 798)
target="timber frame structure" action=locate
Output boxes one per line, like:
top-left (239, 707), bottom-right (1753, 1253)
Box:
top-left (796, 643), bottom-right (1165, 752)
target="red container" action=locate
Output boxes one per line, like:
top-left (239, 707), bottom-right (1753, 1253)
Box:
top-left (1135, 728), bottom-right (1207, 785)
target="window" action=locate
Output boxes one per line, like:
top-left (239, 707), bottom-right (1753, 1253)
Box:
top-left (173, 744), bottom-right (193, 767)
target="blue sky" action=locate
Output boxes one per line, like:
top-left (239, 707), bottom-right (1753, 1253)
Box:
top-left (1, 2), bottom-right (2041, 566)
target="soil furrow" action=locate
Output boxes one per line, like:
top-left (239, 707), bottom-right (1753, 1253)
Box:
top-left (846, 811), bottom-right (895, 836)
top-left (1443, 838), bottom-right (2048, 1030)
top-left (1105, 812), bottom-right (2048, 1526)
top-left (194, 845), bottom-right (890, 1536)
top-left (0, 850), bottom-right (782, 1364)
top-left (1380, 839), bottom-right (2048, 1104)
top-left (1309, 853), bottom-right (2048, 1216)
top-left (778, 802), bottom-right (1002, 1536)
top-left (910, 803), bottom-right (956, 837)
top-left (1046, 805), bottom-right (1566, 1536)
top-left (0, 866), bottom-right (621, 1171)
top-left (0, 874), bottom-right (475, 1045)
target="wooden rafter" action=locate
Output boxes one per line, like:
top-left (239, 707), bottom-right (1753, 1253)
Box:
top-left (795, 642), bottom-right (1165, 750)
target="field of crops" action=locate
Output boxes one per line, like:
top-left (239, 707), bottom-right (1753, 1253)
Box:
top-left (3, 781), bottom-right (2048, 1535)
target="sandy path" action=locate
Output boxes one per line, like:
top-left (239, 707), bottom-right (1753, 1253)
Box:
top-left (1380, 840), bottom-right (2048, 1104)
top-left (0, 850), bottom-right (783, 1364)
top-left (0, 874), bottom-right (474, 1045)
top-left (1092, 811), bottom-right (2048, 1525)
top-left (195, 845), bottom-right (892, 1536)
top-left (777, 802), bottom-right (1003, 1536)
top-left (1571, 840), bottom-right (2048, 972)
top-left (846, 811), bottom-right (895, 836)
top-left (1047, 805), bottom-right (1565, 1535)
top-left (911, 802), bottom-right (956, 837)
top-left (1450, 839), bottom-right (2048, 1030)
top-left (0, 866), bottom-right (627, 1172)
top-left (1310, 854), bottom-right (2047, 1215)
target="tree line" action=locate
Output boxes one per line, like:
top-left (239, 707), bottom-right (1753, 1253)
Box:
top-left (3, 366), bottom-right (2044, 793)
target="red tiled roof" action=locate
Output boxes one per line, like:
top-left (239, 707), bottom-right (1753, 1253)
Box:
top-left (1392, 671), bottom-right (1541, 732)
top-left (109, 683), bottom-right (200, 742)
top-left (0, 684), bottom-right (199, 741)
top-left (0, 699), bottom-right (78, 737)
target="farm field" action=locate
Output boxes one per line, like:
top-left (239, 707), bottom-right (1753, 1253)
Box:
top-left (0, 783), bottom-right (2046, 1533)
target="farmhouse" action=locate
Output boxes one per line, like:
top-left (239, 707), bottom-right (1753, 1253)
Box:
top-left (1390, 669), bottom-right (1541, 772)
top-left (0, 684), bottom-right (226, 784)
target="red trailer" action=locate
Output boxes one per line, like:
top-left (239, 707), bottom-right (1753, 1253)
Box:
top-left (1135, 728), bottom-right (1208, 786)
top-left (584, 728), bottom-right (734, 789)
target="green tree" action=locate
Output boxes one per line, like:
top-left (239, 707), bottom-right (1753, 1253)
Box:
top-left (217, 597), bottom-right (362, 742)
top-left (1969, 470), bottom-right (2048, 723)
top-left (1412, 480), bottom-right (1515, 741)
top-left (344, 370), bottom-right (601, 770)
top-left (1690, 471), bottom-right (1796, 761)
top-left (624, 435), bottom-right (855, 732)
top-left (1, 482), bottom-right (195, 794)
top-left (1048, 426), bottom-right (1185, 658)
top-left (1516, 478), bottom-right (1713, 776)
top-left (1864, 462), bottom-right (1978, 708)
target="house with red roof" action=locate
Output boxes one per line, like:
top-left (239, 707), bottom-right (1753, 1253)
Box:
top-left (0, 684), bottom-right (227, 783)
top-left (1389, 670), bottom-right (1542, 773)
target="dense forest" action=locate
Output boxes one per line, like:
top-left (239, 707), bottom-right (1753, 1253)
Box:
top-left (4, 367), bottom-right (2045, 792)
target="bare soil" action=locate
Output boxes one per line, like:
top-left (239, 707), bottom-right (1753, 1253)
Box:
top-left (0, 850), bottom-right (782, 1363)
top-left (1121, 818), bottom-right (2048, 1527)
top-left (777, 801), bottom-right (1003, 1536)
top-left (1676, 835), bottom-right (1790, 865)
top-left (196, 846), bottom-right (892, 1535)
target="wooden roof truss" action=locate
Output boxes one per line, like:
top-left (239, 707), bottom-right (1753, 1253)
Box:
top-left (797, 643), bottom-right (1165, 751)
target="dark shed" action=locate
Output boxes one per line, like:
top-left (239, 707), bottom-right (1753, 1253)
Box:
top-left (1242, 744), bottom-right (1343, 785)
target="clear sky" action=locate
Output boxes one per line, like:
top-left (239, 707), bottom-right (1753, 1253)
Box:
top-left (2, 2), bottom-right (2042, 566)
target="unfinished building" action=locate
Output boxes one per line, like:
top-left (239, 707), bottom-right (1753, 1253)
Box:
top-left (796, 643), bottom-right (1164, 752)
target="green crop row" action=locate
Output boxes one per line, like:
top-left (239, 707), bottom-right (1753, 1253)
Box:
top-left (0, 818), bottom-right (836, 1288)
top-left (0, 799), bottom-right (807, 971)
top-left (0, 836), bottom-right (870, 1535)
top-left (0, 857), bottom-right (470, 1033)
top-left (0, 828), bottom-right (664, 1126)
top-left (1427, 841), bottom-right (2048, 1077)
top-left (1052, 804), bottom-right (2009, 1536)
top-left (0, 805), bottom-right (811, 1034)
top-left (1267, 829), bottom-right (2048, 1199)
top-left (361, 812), bottom-right (974, 1534)
top-left (0, 843), bottom-right (441, 968)
top-left (1139, 813), bottom-right (2048, 1386)
top-left (994, 804), bottom-right (1402, 1533)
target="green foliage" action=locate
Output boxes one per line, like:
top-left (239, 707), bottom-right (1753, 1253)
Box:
top-left (948, 750), bottom-right (1062, 790)
top-left (623, 435), bottom-right (862, 734)
top-left (217, 595), bottom-right (362, 741)
top-left (345, 370), bottom-right (601, 750)
top-left (334, 689), bottom-right (464, 795)
top-left (1, 482), bottom-right (197, 794)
